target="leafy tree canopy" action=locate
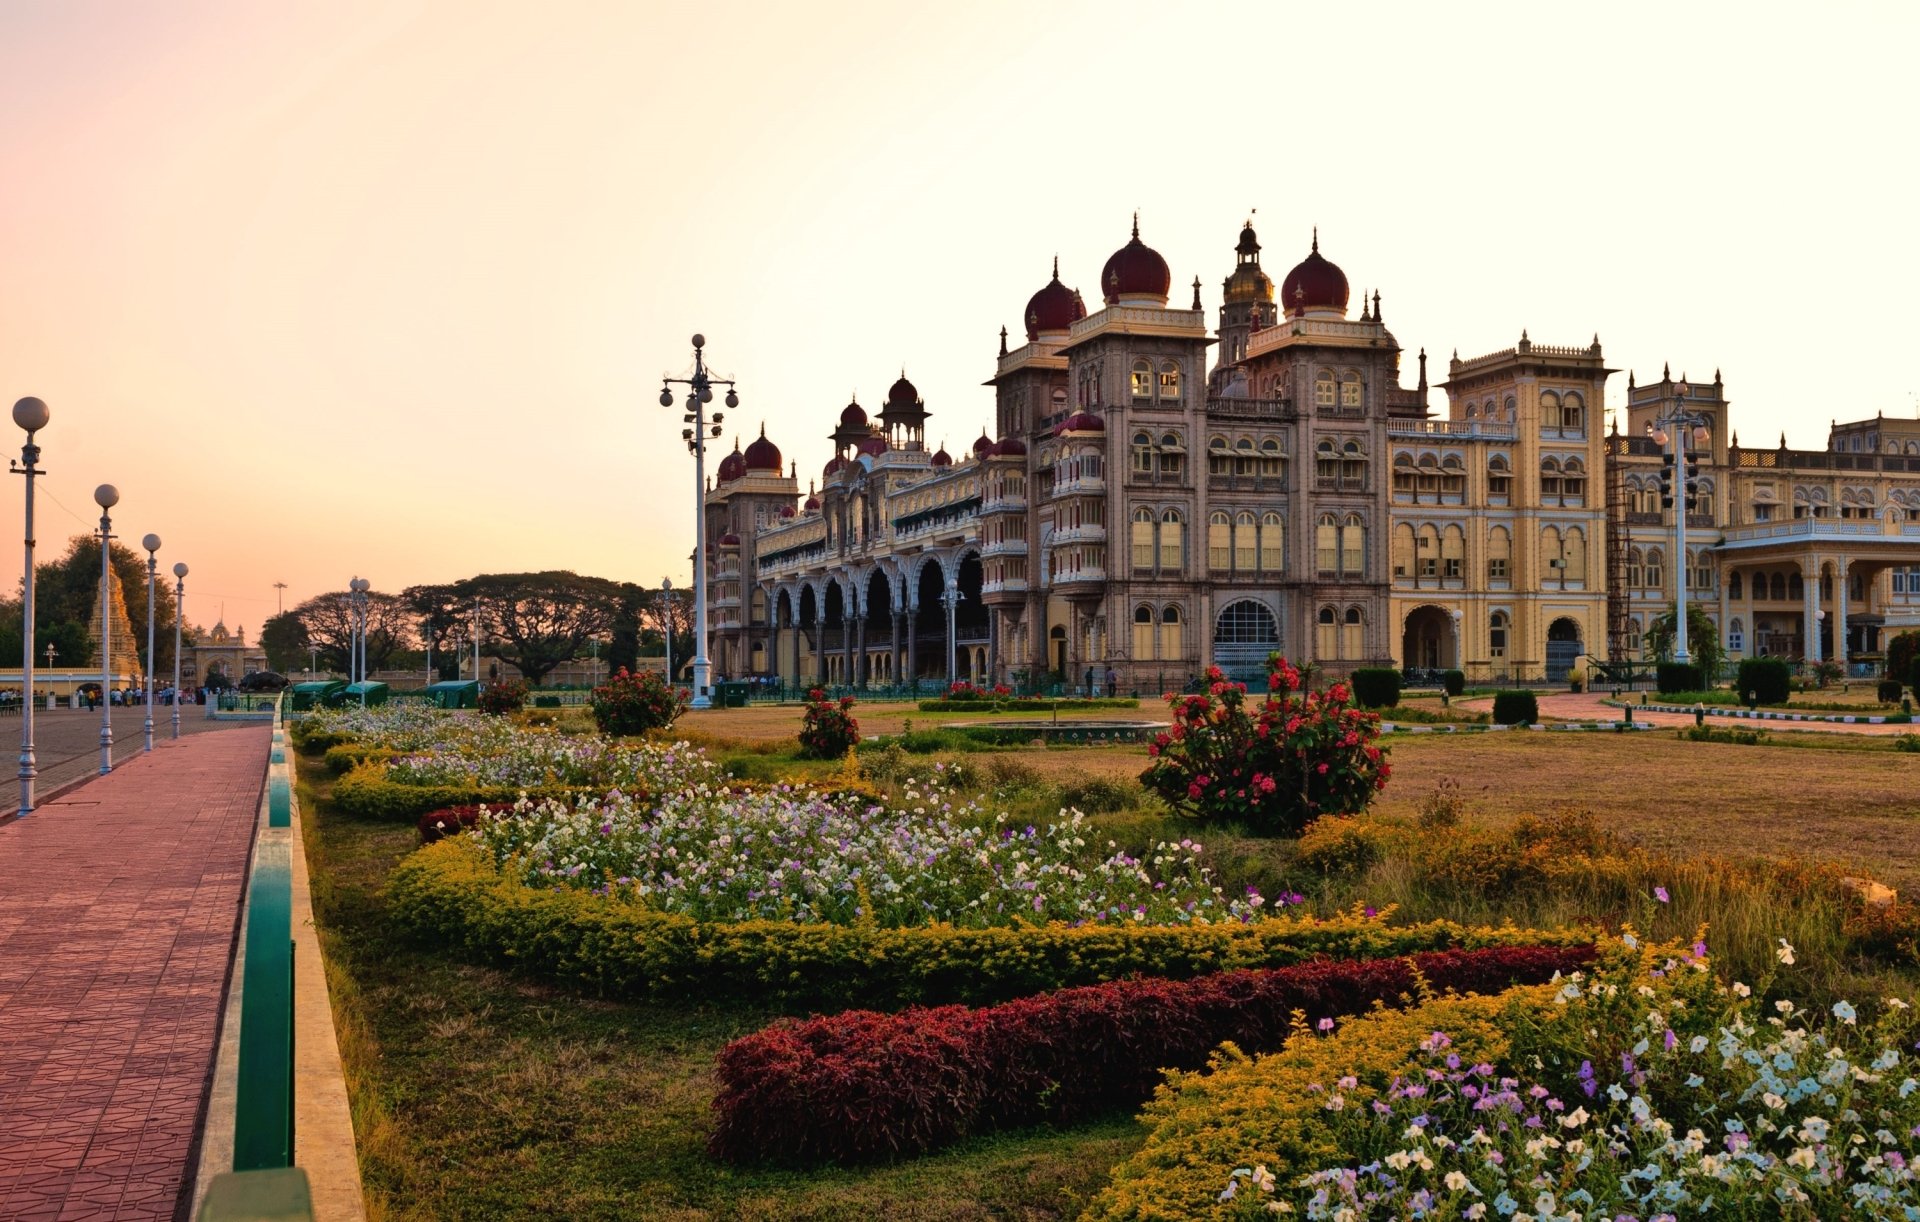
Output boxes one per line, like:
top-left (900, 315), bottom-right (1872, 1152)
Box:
top-left (455, 571), bottom-right (624, 686)
top-left (1645, 603), bottom-right (1724, 681)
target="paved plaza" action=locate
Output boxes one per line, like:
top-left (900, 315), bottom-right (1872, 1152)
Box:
top-left (0, 721), bottom-right (270, 1221)
top-left (0, 705), bottom-right (249, 803)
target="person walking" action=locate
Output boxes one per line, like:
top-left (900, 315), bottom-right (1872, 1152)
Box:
top-left (1105, 666), bottom-right (1118, 698)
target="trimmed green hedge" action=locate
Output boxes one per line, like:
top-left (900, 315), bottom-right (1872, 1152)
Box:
top-left (1656, 662), bottom-right (1705, 695)
top-left (1349, 668), bottom-right (1401, 709)
top-left (322, 744), bottom-right (402, 775)
top-left (1492, 691), bottom-right (1538, 726)
top-left (1737, 656), bottom-right (1791, 706)
top-left (289, 722), bottom-right (356, 754)
top-left (914, 698), bottom-right (1141, 713)
top-left (330, 764), bottom-right (589, 822)
top-left (385, 839), bottom-right (1592, 1009)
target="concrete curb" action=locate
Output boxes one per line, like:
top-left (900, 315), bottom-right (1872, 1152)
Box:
top-left (1623, 700), bottom-right (1910, 726)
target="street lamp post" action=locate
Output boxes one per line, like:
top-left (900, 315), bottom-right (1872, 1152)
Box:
top-left (942, 583), bottom-right (961, 685)
top-left (349, 578), bottom-right (370, 684)
top-left (1646, 381), bottom-right (1712, 666)
top-left (172, 562), bottom-right (187, 739)
top-left (142, 534), bottom-right (160, 752)
top-left (662, 577), bottom-right (674, 688)
top-left (11, 396), bottom-right (49, 816)
top-left (659, 334), bottom-right (738, 710)
top-left (94, 484), bottom-right (118, 775)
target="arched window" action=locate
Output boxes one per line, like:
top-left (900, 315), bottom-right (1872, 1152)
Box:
top-left (1316, 605), bottom-right (1338, 657)
top-left (1208, 435), bottom-right (1231, 476)
top-left (1317, 514), bottom-right (1339, 574)
top-left (1487, 526), bottom-right (1510, 584)
top-left (1503, 394), bottom-right (1516, 422)
top-left (1440, 454), bottom-right (1465, 499)
top-left (1341, 514), bottom-right (1365, 576)
top-left (1234, 436), bottom-right (1256, 476)
top-left (1542, 526), bottom-right (1562, 584)
top-left (1131, 507), bottom-right (1155, 570)
top-left (1315, 374), bottom-right (1336, 408)
top-left (1160, 510), bottom-right (1184, 571)
top-left (1562, 392), bottom-right (1585, 433)
top-left (1235, 511), bottom-right (1257, 571)
top-left (1209, 511), bottom-right (1232, 571)
top-left (1540, 456), bottom-right (1564, 502)
top-left (1342, 440), bottom-right (1367, 484)
top-left (1488, 454), bottom-right (1512, 501)
top-left (1260, 512), bottom-right (1284, 571)
top-left (1729, 571), bottom-right (1743, 600)
top-left (1540, 390), bottom-right (1561, 428)
top-left (1132, 605), bottom-right (1156, 658)
top-left (1441, 525), bottom-right (1465, 582)
top-left (1416, 524), bottom-right (1439, 582)
top-left (751, 588), bottom-right (768, 623)
top-left (1159, 360), bottom-right (1181, 400)
top-left (1788, 572), bottom-right (1803, 600)
top-left (1645, 548), bottom-right (1664, 589)
top-left (1564, 526), bottom-right (1587, 583)
top-left (1392, 522), bottom-right (1415, 581)
top-left (1342, 607), bottom-right (1364, 660)
top-left (1159, 604), bottom-right (1183, 659)
top-left (1392, 452), bottom-right (1416, 497)
top-left (1159, 433), bottom-right (1185, 477)
top-left (1562, 458), bottom-right (1586, 505)
top-left (1131, 359), bottom-right (1152, 399)
top-left (1340, 375), bottom-right (1362, 409)
top-left (1490, 611), bottom-right (1509, 658)
top-left (1132, 432), bottom-right (1154, 474)
top-left (1259, 438), bottom-right (1284, 478)
top-left (1316, 439), bottom-right (1339, 481)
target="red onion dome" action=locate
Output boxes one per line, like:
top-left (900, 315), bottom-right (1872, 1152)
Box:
top-left (1280, 229), bottom-right (1349, 315)
top-left (824, 455), bottom-right (844, 478)
top-left (931, 445), bottom-right (952, 466)
top-left (857, 434), bottom-right (888, 457)
top-left (779, 505), bottom-right (797, 519)
top-left (804, 494), bottom-right (821, 511)
top-left (994, 436), bottom-right (1028, 456)
top-left (839, 398), bottom-right (867, 428)
top-left (1054, 411), bottom-right (1105, 435)
top-left (1024, 256), bottom-right (1085, 340)
top-left (971, 431), bottom-right (995, 458)
top-left (1100, 214), bottom-right (1171, 306)
top-left (718, 533), bottom-right (741, 547)
top-left (743, 425), bottom-right (782, 472)
top-left (886, 374), bottom-right (920, 409)
top-left (716, 444), bottom-right (747, 482)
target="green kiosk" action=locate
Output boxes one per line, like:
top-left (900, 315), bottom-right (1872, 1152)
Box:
top-left (289, 680), bottom-right (346, 712)
top-left (423, 680), bottom-right (480, 710)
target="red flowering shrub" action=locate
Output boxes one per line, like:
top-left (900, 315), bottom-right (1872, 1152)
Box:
top-left (590, 667), bottom-right (687, 736)
top-left (417, 804), bottom-right (487, 845)
top-left (709, 942), bottom-right (1593, 1165)
top-left (477, 679), bottom-right (528, 715)
top-left (798, 688), bottom-right (859, 758)
top-left (946, 681), bottom-right (984, 701)
top-left (1140, 655), bottom-right (1389, 836)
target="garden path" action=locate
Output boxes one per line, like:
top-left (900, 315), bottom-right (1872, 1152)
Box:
top-left (1464, 690), bottom-right (1920, 735)
top-left (0, 725), bottom-right (271, 1221)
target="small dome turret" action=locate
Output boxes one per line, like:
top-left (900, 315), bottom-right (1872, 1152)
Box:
top-left (1100, 214), bottom-right (1172, 306)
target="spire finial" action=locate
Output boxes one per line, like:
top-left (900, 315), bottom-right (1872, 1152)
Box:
top-left (1359, 289), bottom-right (1369, 321)
top-left (998, 324), bottom-right (1008, 357)
top-left (1372, 288), bottom-right (1381, 321)
top-left (1051, 254), bottom-right (1059, 280)
top-left (1191, 275), bottom-right (1202, 310)
top-left (1311, 225), bottom-right (1319, 253)
top-left (1663, 361), bottom-right (1671, 380)
top-left (1131, 210), bottom-right (1140, 240)
top-left (759, 421), bottom-right (766, 437)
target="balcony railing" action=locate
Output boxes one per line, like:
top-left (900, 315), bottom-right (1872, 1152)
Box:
top-left (981, 539), bottom-right (1029, 557)
top-left (982, 577), bottom-right (1028, 596)
top-left (1051, 524), bottom-right (1107, 546)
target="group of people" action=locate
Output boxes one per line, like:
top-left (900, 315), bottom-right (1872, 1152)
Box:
top-left (0, 685), bottom-right (206, 710)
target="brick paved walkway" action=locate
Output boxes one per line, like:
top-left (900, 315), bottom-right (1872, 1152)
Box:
top-left (0, 727), bottom-right (271, 1221)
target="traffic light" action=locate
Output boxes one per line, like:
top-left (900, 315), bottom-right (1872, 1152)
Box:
top-left (1659, 451), bottom-right (1675, 509)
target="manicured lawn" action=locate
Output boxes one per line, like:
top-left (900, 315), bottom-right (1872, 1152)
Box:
top-left (300, 767), bottom-right (1141, 1221)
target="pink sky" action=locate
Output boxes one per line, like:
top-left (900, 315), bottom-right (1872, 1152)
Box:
top-left (2, 0), bottom-right (1915, 631)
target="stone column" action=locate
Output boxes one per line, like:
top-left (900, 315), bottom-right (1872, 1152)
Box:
top-left (890, 609), bottom-right (902, 689)
top-left (1836, 558), bottom-right (1850, 672)
top-left (1801, 556), bottom-right (1821, 663)
top-left (905, 603), bottom-right (917, 687)
top-left (1719, 564), bottom-right (1733, 661)
top-left (853, 614), bottom-right (867, 688)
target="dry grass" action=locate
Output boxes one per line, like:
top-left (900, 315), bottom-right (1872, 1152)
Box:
top-left (676, 699), bottom-right (1166, 747)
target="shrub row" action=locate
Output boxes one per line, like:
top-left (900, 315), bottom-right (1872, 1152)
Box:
top-left (1347, 668), bottom-right (1400, 710)
top-left (1655, 661), bottom-right (1704, 695)
top-left (322, 743), bottom-right (402, 775)
top-left (386, 839), bottom-right (1591, 1008)
top-left (914, 697), bottom-right (1141, 713)
top-left (1736, 655), bottom-right (1791, 704)
top-left (330, 764), bottom-right (589, 822)
top-left (1490, 690), bottom-right (1537, 725)
top-left (709, 942), bottom-right (1592, 1165)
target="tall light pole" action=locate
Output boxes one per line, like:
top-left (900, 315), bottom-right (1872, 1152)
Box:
top-left (662, 576), bottom-right (674, 687)
top-left (349, 578), bottom-right (370, 683)
top-left (94, 483), bottom-right (118, 775)
top-left (471, 596), bottom-right (481, 688)
top-left (12, 396), bottom-right (50, 815)
top-left (172, 562), bottom-right (187, 739)
top-left (142, 534), bottom-right (160, 752)
top-left (1647, 380), bottom-right (1711, 666)
top-left (273, 581), bottom-right (287, 615)
top-left (942, 582), bottom-right (961, 685)
top-left (659, 334), bottom-right (737, 709)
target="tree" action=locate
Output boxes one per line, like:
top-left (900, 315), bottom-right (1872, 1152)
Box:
top-left (641, 585), bottom-right (694, 674)
top-left (289, 590), bottom-right (416, 674)
top-left (1644, 604), bottom-right (1724, 683)
top-left (605, 582), bottom-right (644, 677)
top-left (260, 612), bottom-right (311, 673)
top-left (457, 571), bottom-right (623, 686)
top-left (28, 534), bottom-right (183, 675)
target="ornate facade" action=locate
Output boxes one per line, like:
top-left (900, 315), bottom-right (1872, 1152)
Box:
top-left (700, 217), bottom-right (1920, 689)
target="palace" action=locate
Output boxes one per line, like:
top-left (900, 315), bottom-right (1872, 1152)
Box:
top-left (699, 218), bottom-right (1920, 690)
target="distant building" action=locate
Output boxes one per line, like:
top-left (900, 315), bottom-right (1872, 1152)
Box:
top-left (186, 620), bottom-right (267, 687)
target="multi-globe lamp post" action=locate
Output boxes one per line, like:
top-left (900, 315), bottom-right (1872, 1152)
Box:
top-left (1646, 380), bottom-right (1712, 666)
top-left (349, 577), bottom-right (370, 685)
top-left (659, 335), bottom-right (737, 710)
top-left (12, 395), bottom-right (50, 816)
top-left (141, 534), bottom-right (160, 752)
top-left (95, 483), bottom-right (118, 775)
top-left (172, 562), bottom-right (187, 739)
top-left (661, 576), bottom-right (673, 688)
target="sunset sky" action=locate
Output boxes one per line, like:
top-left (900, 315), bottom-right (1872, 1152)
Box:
top-left (1, 0), bottom-right (1914, 630)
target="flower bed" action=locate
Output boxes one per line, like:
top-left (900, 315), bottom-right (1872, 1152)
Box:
top-left (468, 787), bottom-right (1261, 927)
top-left (387, 840), bottom-right (1589, 1007)
top-left (1087, 935), bottom-right (1920, 1220)
top-left (710, 943), bottom-right (1593, 1165)
top-left (914, 697), bottom-right (1142, 713)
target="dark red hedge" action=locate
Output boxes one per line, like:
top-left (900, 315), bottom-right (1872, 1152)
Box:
top-left (417, 804), bottom-right (487, 845)
top-left (710, 942), bottom-right (1593, 1165)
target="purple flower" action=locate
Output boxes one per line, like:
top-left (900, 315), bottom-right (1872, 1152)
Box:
top-left (1654, 885), bottom-right (1670, 903)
